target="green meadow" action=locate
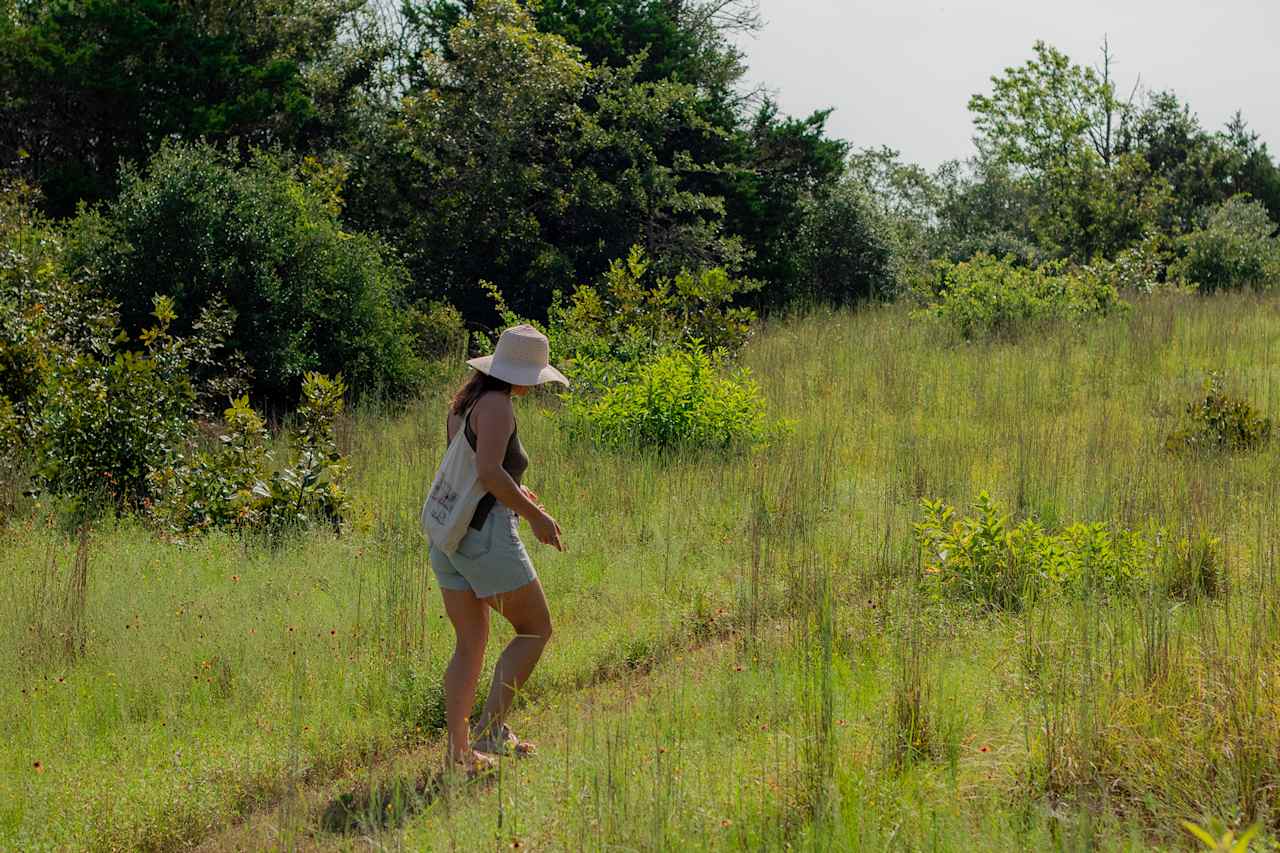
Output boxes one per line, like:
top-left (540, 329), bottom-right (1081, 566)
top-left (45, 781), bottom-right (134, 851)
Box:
top-left (5, 293), bottom-right (1280, 851)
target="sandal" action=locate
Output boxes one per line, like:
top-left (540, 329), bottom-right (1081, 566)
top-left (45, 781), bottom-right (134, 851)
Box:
top-left (472, 722), bottom-right (536, 758)
top-left (445, 749), bottom-right (497, 779)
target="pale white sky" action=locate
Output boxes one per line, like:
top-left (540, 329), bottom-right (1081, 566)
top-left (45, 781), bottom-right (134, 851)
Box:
top-left (736, 0), bottom-right (1279, 169)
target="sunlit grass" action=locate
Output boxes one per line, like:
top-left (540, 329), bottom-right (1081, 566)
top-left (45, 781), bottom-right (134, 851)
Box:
top-left (3, 292), bottom-right (1280, 849)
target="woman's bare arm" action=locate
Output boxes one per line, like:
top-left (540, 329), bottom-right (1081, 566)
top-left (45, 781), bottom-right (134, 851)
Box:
top-left (468, 394), bottom-right (564, 553)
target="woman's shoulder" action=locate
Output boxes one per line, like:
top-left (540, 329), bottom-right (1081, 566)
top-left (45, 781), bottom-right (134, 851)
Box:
top-left (470, 390), bottom-right (515, 426)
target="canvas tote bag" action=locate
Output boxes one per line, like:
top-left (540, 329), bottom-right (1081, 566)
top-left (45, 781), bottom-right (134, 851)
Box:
top-left (420, 408), bottom-right (488, 554)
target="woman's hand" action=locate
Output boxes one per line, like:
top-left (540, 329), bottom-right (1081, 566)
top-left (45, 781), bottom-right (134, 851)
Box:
top-left (529, 509), bottom-right (563, 552)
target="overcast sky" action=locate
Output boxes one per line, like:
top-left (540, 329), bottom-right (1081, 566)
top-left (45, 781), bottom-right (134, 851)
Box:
top-left (736, 0), bottom-right (1279, 169)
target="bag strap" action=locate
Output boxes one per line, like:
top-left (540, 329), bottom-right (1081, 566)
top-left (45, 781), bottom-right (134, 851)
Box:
top-left (446, 403), bottom-right (478, 446)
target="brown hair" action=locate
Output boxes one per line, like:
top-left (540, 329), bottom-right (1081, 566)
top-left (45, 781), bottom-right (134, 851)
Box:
top-left (450, 371), bottom-right (512, 416)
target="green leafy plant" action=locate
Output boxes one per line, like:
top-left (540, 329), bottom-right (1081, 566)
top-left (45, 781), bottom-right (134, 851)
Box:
top-left (33, 297), bottom-right (195, 512)
top-left (566, 343), bottom-right (782, 452)
top-left (914, 492), bottom-right (1225, 609)
top-left (545, 246), bottom-right (759, 391)
top-left (1182, 819), bottom-right (1260, 852)
top-left (146, 396), bottom-right (271, 534)
top-left (1171, 195), bottom-right (1280, 293)
top-left (406, 299), bottom-right (468, 362)
top-left (148, 373), bottom-right (349, 536)
top-left (67, 142), bottom-right (423, 405)
top-left (1165, 373), bottom-right (1273, 453)
top-left (915, 253), bottom-right (1129, 340)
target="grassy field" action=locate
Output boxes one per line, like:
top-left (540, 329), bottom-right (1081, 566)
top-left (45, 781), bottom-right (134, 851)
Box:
top-left (4, 293), bottom-right (1280, 850)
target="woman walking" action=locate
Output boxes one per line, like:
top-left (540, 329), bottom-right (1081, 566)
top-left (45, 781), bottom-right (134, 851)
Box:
top-left (429, 324), bottom-right (567, 774)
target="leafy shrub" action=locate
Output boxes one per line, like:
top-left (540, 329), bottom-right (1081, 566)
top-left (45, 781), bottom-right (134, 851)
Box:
top-left (33, 298), bottom-right (194, 511)
top-left (1, 181), bottom-right (117, 416)
top-left (1089, 232), bottom-right (1185, 294)
top-left (546, 246), bottom-right (758, 381)
top-left (149, 373), bottom-right (349, 535)
top-left (480, 245), bottom-right (761, 400)
top-left (406, 299), bottom-right (468, 362)
top-left (146, 396), bottom-right (271, 533)
top-left (566, 344), bottom-right (781, 451)
top-left (914, 254), bottom-right (1129, 340)
top-left (790, 179), bottom-right (895, 304)
top-left (1165, 373), bottom-right (1273, 453)
top-left (67, 142), bottom-right (423, 404)
top-left (1170, 196), bottom-right (1280, 293)
top-left (914, 492), bottom-right (1224, 610)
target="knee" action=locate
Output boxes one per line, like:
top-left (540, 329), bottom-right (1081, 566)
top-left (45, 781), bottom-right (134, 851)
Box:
top-left (513, 616), bottom-right (551, 647)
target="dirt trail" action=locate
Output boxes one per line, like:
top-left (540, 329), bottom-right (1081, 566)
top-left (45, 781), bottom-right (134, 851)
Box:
top-left (191, 631), bottom-right (744, 852)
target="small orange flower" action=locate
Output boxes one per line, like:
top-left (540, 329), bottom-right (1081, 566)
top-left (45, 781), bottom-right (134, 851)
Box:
top-left (33, 761), bottom-right (44, 774)
top-left (979, 745), bottom-right (990, 753)
top-left (231, 575), bottom-right (240, 583)
top-left (721, 819), bottom-right (732, 829)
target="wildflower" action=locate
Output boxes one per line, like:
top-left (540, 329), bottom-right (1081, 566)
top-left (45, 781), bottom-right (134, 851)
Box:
top-left (330, 629), bottom-right (337, 637)
top-left (231, 575), bottom-right (240, 583)
top-left (33, 761), bottom-right (44, 774)
top-left (734, 665), bottom-right (743, 672)
top-left (658, 746), bottom-right (667, 754)
top-left (979, 745), bottom-right (990, 753)
top-left (836, 719), bottom-right (847, 727)
top-left (721, 819), bottom-right (732, 829)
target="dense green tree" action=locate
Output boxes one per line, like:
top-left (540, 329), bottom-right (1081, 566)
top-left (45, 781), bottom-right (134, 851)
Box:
top-left (968, 41), bottom-right (1175, 260)
top-left (346, 0), bottom-right (741, 320)
top-left (720, 100), bottom-right (848, 308)
top-left (67, 142), bottom-right (422, 405)
top-left (1222, 114), bottom-right (1280, 226)
top-left (969, 41), bottom-right (1123, 174)
top-left (0, 0), bottom-right (379, 216)
top-left (792, 174), bottom-right (894, 303)
top-left (402, 0), bottom-right (756, 90)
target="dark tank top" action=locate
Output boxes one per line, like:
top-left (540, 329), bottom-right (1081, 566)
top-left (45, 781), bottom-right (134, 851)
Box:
top-left (449, 402), bottom-right (529, 530)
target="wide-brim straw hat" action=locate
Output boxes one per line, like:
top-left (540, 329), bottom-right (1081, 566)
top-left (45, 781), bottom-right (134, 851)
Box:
top-left (467, 324), bottom-right (569, 387)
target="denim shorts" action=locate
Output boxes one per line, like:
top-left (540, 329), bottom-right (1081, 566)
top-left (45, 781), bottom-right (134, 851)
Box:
top-left (429, 503), bottom-right (538, 598)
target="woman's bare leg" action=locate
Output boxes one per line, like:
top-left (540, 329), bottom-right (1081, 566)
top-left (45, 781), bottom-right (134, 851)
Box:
top-left (440, 587), bottom-right (490, 763)
top-left (474, 579), bottom-right (552, 739)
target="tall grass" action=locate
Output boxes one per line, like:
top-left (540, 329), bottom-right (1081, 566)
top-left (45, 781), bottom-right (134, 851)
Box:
top-left (2, 292), bottom-right (1280, 849)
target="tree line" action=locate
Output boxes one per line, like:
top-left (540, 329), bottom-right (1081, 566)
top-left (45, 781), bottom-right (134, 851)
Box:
top-left (2, 1), bottom-right (1279, 520)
